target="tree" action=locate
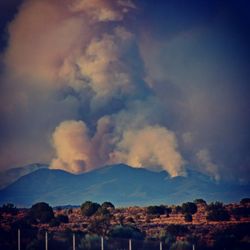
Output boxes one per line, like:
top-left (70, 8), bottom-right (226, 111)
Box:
top-left (0, 203), bottom-right (17, 215)
top-left (147, 205), bottom-right (168, 215)
top-left (206, 202), bottom-right (230, 221)
top-left (80, 201), bottom-right (100, 217)
top-left (101, 201), bottom-right (115, 210)
top-left (181, 202), bottom-right (197, 215)
top-left (95, 207), bottom-right (110, 217)
top-left (56, 214), bottom-right (69, 223)
top-left (109, 225), bottom-right (144, 240)
top-left (194, 199), bottom-right (207, 205)
top-left (240, 198), bottom-right (250, 205)
top-left (170, 241), bottom-right (192, 250)
top-left (184, 213), bottom-right (192, 222)
top-left (232, 207), bottom-right (250, 219)
top-left (88, 213), bottom-right (112, 236)
top-left (29, 202), bottom-right (54, 223)
top-left (166, 224), bottom-right (189, 237)
top-left (49, 218), bottom-right (60, 227)
top-left (174, 205), bottom-right (182, 214)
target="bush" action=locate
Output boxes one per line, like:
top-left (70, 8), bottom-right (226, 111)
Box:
top-left (49, 218), bottom-right (60, 227)
top-left (194, 199), bottom-right (207, 205)
top-left (166, 224), bottom-right (189, 237)
top-left (101, 201), bottom-right (115, 209)
top-left (0, 203), bottom-right (18, 215)
top-left (181, 202), bottom-right (197, 215)
top-left (170, 241), bottom-right (192, 250)
top-left (109, 225), bottom-right (144, 240)
top-left (57, 214), bottom-right (69, 223)
top-left (147, 205), bottom-right (169, 215)
top-left (232, 207), bottom-right (250, 218)
top-left (184, 213), bottom-right (192, 222)
top-left (206, 202), bottom-right (230, 221)
top-left (174, 205), bottom-right (182, 214)
top-left (81, 201), bottom-right (100, 217)
top-left (240, 198), bottom-right (250, 205)
top-left (29, 202), bottom-right (54, 223)
top-left (95, 207), bottom-right (110, 216)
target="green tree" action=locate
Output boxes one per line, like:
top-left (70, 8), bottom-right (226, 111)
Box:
top-left (29, 202), bottom-right (54, 223)
top-left (181, 202), bottom-right (197, 215)
top-left (109, 225), bottom-right (144, 240)
top-left (170, 241), bottom-right (192, 250)
top-left (56, 214), bottom-right (69, 223)
top-left (101, 201), bottom-right (115, 209)
top-left (206, 202), bottom-right (230, 221)
top-left (147, 205), bottom-right (168, 215)
top-left (0, 203), bottom-right (17, 215)
top-left (81, 201), bottom-right (100, 217)
top-left (184, 213), bottom-right (192, 222)
top-left (240, 198), bottom-right (250, 205)
top-left (194, 199), bottom-right (207, 205)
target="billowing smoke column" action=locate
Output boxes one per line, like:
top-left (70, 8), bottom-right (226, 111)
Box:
top-left (3, 0), bottom-right (186, 176)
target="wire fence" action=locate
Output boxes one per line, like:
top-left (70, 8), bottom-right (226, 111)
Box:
top-left (0, 228), bottom-right (196, 250)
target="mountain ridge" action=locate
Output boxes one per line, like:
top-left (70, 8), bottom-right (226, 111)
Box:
top-left (0, 164), bottom-right (249, 207)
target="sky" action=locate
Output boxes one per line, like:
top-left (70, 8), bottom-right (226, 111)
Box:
top-left (0, 0), bottom-right (249, 182)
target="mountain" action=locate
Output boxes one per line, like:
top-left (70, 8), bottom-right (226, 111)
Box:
top-left (0, 164), bottom-right (249, 207)
top-left (0, 163), bottom-right (48, 189)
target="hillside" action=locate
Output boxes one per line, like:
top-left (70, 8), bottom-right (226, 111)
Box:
top-left (0, 164), bottom-right (249, 207)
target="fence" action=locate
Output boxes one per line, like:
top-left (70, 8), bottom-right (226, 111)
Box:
top-left (2, 229), bottom-right (196, 250)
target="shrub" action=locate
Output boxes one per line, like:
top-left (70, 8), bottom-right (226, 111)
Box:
top-left (0, 203), bottom-right (18, 215)
top-left (206, 202), bottom-right (230, 221)
top-left (49, 218), bottom-right (60, 227)
top-left (81, 201), bottom-right (100, 217)
top-left (29, 202), bottom-right (54, 223)
top-left (109, 225), bottom-right (144, 240)
top-left (232, 207), bottom-right (250, 218)
top-left (240, 198), bottom-right (250, 205)
top-left (57, 214), bottom-right (69, 223)
top-left (101, 201), bottom-right (115, 209)
top-left (166, 224), bottom-right (189, 237)
top-left (194, 199), bottom-right (207, 205)
top-left (174, 205), bottom-right (182, 213)
top-left (181, 202), bottom-right (197, 215)
top-left (147, 205), bottom-right (169, 215)
top-left (184, 213), bottom-right (192, 222)
top-left (170, 241), bottom-right (192, 250)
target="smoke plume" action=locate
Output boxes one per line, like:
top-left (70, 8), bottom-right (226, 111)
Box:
top-left (3, 0), bottom-right (248, 181)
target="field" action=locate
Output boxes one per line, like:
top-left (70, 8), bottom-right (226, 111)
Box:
top-left (0, 200), bottom-right (250, 249)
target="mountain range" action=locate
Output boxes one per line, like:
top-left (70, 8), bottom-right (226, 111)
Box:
top-left (0, 164), bottom-right (249, 207)
top-left (0, 163), bottom-right (48, 189)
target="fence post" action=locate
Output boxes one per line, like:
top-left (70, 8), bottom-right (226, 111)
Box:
top-left (18, 229), bottom-right (21, 250)
top-left (160, 241), bottom-right (162, 250)
top-left (73, 233), bottom-right (76, 250)
top-left (129, 239), bottom-right (132, 250)
top-left (101, 236), bottom-right (104, 250)
top-left (45, 231), bottom-right (48, 250)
